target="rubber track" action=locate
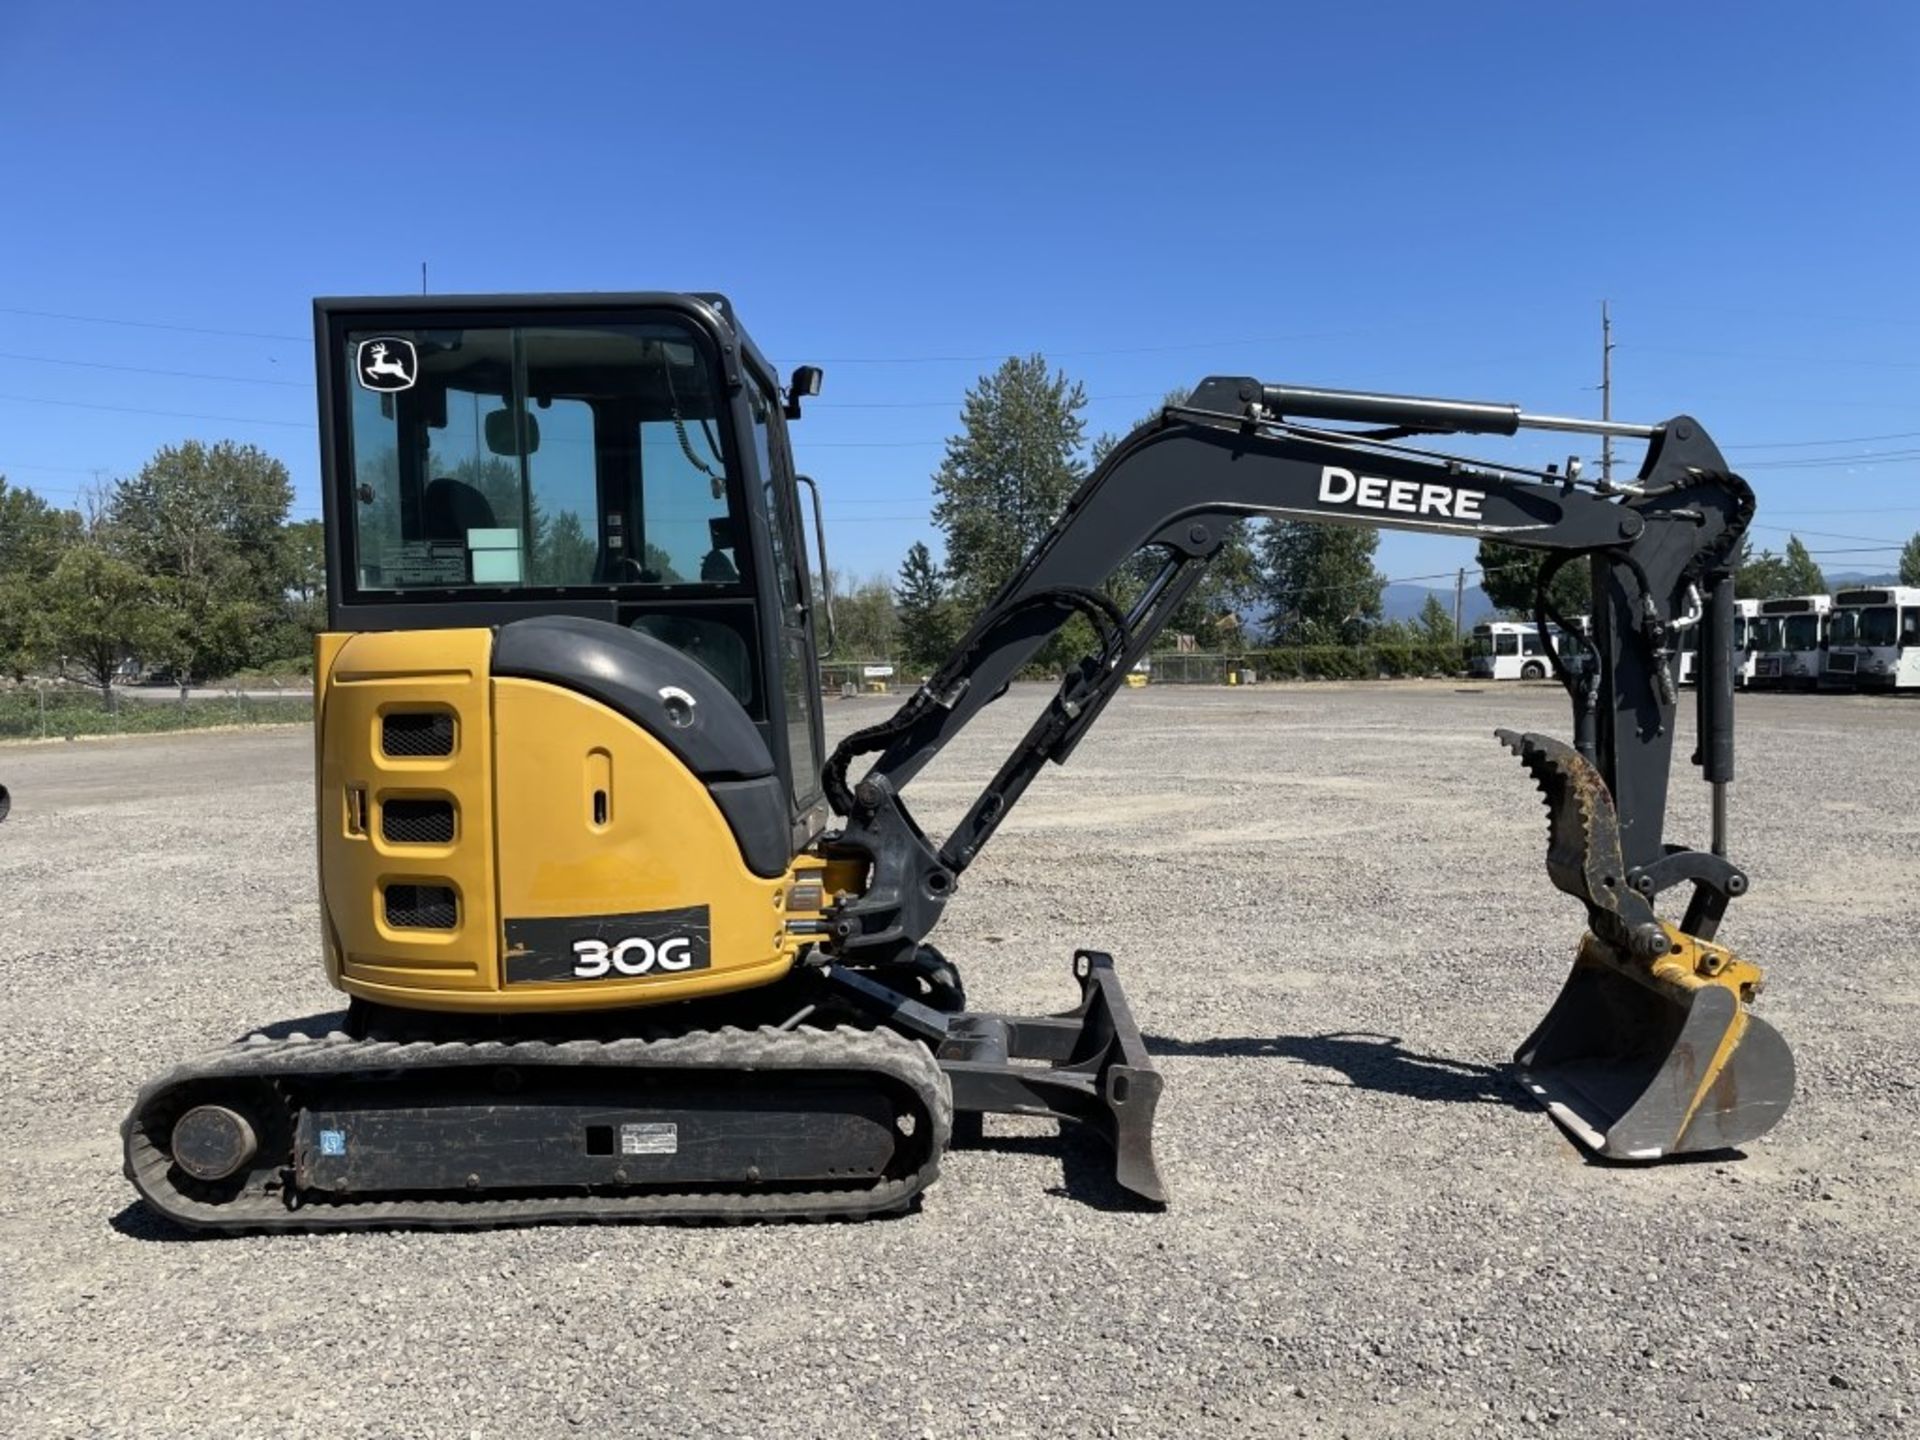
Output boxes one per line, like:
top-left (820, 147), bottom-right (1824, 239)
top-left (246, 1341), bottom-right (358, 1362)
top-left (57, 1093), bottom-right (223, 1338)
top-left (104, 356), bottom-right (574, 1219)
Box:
top-left (123, 1025), bottom-right (952, 1233)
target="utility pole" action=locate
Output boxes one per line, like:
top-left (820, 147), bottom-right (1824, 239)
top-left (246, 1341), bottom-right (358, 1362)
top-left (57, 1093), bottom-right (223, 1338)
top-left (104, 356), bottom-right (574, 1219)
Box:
top-left (421, 261), bottom-right (429, 295)
top-left (1454, 566), bottom-right (1465, 638)
top-left (1600, 300), bottom-right (1614, 487)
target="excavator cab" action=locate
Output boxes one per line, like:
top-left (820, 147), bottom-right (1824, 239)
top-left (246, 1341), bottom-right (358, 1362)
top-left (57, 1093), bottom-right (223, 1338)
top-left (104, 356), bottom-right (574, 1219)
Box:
top-left (306, 294), bottom-right (840, 1016)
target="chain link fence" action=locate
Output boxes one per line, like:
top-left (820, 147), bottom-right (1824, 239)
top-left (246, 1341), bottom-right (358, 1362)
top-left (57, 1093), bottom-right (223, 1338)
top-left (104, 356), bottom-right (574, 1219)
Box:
top-left (1147, 646), bottom-right (1468, 682)
top-left (0, 683), bottom-right (313, 741)
top-left (820, 646), bottom-right (1468, 695)
top-left (820, 661), bottom-right (915, 695)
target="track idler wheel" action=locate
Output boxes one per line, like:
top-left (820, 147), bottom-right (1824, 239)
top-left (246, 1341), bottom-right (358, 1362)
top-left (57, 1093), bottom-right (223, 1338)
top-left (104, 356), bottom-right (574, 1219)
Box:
top-left (1516, 924), bottom-right (1795, 1160)
top-left (169, 1104), bottom-right (261, 1181)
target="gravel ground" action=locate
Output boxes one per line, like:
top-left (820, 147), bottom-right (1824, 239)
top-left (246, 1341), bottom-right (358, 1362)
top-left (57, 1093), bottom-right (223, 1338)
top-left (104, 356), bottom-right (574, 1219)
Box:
top-left (1, 682), bottom-right (1915, 1439)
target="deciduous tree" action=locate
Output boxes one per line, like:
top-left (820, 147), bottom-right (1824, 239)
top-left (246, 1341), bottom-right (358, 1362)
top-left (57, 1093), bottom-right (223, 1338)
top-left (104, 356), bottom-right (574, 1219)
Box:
top-left (1476, 539), bottom-right (1589, 619)
top-left (1257, 520), bottom-right (1386, 645)
top-left (104, 441), bottom-right (295, 683)
top-left (0, 477), bottom-right (82, 679)
top-left (42, 544), bottom-right (167, 701)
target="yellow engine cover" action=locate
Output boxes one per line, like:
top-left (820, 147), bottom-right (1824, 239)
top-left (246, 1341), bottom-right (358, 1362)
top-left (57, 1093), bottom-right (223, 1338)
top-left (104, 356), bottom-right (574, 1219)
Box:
top-left (315, 629), bottom-right (818, 1013)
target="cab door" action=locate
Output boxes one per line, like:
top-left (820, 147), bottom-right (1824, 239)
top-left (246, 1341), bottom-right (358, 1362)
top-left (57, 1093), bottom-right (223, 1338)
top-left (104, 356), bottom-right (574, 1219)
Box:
top-left (744, 373), bottom-right (827, 837)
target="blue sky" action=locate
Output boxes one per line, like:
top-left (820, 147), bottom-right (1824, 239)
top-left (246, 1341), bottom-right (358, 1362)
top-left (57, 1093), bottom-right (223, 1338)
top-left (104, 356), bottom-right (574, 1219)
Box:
top-left (1, 2), bottom-right (1914, 591)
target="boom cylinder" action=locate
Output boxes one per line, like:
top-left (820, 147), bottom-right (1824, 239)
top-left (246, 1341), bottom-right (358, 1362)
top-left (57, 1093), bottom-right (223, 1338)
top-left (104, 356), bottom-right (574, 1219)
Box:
top-left (1699, 573), bottom-right (1737, 855)
top-left (1255, 383), bottom-right (1658, 440)
top-left (1262, 383), bottom-right (1522, 435)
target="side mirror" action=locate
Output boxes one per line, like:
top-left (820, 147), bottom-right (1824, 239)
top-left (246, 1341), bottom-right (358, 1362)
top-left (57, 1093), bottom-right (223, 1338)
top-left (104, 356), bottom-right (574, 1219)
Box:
top-left (785, 364), bottom-right (824, 420)
top-left (484, 407), bottom-right (541, 457)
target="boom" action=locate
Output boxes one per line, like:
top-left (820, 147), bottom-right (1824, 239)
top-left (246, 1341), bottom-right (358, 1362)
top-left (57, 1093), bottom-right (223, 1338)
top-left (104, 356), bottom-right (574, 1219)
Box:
top-left (825, 378), bottom-right (1749, 961)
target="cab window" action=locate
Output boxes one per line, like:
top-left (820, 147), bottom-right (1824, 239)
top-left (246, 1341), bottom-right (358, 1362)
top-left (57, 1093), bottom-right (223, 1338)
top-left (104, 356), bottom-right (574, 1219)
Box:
top-left (342, 320), bottom-right (740, 595)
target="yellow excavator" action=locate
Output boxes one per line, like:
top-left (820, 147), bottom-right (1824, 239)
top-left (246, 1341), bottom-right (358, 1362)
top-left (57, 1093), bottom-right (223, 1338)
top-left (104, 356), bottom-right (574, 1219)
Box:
top-left (123, 292), bottom-right (1796, 1230)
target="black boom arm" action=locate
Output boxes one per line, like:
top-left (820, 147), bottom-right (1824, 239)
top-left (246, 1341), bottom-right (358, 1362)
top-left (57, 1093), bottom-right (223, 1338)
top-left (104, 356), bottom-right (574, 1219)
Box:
top-left (821, 379), bottom-right (1754, 967)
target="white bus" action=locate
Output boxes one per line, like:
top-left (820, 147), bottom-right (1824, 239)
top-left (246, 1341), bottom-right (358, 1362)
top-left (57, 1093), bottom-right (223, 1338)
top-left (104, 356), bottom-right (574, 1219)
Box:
top-left (1469, 620), bottom-right (1577, 681)
top-left (1825, 586), bottom-right (1920, 692)
top-left (1677, 597), bottom-right (1761, 689)
top-left (1749, 594), bottom-right (1832, 691)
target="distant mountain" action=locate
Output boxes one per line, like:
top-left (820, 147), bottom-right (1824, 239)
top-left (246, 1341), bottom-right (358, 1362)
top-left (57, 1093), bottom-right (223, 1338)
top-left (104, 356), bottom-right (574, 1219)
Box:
top-left (1380, 582), bottom-right (1496, 627)
top-left (1823, 570), bottom-right (1900, 587)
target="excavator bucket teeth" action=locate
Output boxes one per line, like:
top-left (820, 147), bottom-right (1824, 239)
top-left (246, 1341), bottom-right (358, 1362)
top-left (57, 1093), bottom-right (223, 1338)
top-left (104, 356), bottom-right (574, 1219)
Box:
top-left (1495, 728), bottom-right (1631, 919)
top-left (1496, 731), bottom-right (1795, 1159)
top-left (1515, 933), bottom-right (1795, 1159)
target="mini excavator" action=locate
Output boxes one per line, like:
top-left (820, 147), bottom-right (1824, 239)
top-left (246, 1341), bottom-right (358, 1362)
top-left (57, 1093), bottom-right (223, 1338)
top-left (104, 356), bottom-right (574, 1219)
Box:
top-left (124, 293), bottom-right (1796, 1230)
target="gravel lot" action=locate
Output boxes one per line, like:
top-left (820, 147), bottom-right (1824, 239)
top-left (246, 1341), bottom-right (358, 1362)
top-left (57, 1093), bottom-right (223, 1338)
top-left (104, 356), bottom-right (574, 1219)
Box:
top-left (1, 683), bottom-right (1915, 1439)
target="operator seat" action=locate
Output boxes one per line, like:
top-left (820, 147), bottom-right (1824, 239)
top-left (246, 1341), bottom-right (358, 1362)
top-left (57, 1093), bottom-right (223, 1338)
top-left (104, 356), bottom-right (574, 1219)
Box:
top-left (423, 478), bottom-right (497, 541)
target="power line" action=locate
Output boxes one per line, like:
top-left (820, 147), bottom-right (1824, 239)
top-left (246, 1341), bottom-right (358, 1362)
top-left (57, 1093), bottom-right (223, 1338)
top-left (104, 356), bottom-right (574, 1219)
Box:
top-left (1758, 514), bottom-right (1920, 526)
top-left (0, 393), bottom-right (311, 429)
top-left (1725, 429), bottom-right (1920, 451)
top-left (1621, 341), bottom-right (1920, 371)
top-left (0, 350), bottom-right (309, 387)
top-left (810, 326), bottom-right (1391, 365)
top-left (1749, 522), bottom-right (1904, 545)
top-left (813, 390), bottom-right (1163, 410)
top-left (0, 306), bottom-right (306, 342)
top-left (1739, 448), bottom-right (1920, 471)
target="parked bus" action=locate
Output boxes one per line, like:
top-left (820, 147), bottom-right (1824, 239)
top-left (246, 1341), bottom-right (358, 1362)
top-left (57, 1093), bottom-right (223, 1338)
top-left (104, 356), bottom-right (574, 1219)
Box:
top-left (1468, 620), bottom-right (1578, 681)
top-left (1749, 594), bottom-right (1831, 691)
top-left (1825, 586), bottom-right (1920, 692)
top-left (1677, 597), bottom-right (1761, 689)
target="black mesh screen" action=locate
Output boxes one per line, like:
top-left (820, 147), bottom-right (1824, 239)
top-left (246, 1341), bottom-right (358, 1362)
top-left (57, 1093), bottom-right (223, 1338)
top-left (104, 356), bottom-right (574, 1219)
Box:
top-left (382, 712), bottom-right (454, 758)
top-left (385, 883), bottom-right (457, 930)
top-left (382, 798), bottom-right (455, 845)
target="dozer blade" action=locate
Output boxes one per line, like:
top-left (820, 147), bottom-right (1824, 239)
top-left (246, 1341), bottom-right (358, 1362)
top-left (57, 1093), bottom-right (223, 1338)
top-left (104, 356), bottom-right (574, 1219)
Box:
top-left (1497, 729), bottom-right (1796, 1160)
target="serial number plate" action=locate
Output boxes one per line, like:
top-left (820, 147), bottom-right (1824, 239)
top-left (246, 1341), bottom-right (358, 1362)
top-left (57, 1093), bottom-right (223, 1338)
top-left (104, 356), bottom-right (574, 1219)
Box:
top-left (620, 1122), bottom-right (678, 1156)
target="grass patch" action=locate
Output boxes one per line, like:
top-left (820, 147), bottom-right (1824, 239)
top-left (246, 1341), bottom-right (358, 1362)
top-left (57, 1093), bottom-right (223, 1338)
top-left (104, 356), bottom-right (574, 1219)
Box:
top-left (0, 689), bottom-right (311, 741)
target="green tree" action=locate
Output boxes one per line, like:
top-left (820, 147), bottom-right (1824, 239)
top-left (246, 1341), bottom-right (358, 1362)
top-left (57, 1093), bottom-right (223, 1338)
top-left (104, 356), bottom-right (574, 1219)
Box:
top-left (1476, 539), bottom-right (1590, 619)
top-left (264, 516), bottom-right (330, 665)
top-left (1416, 591), bottom-right (1457, 645)
top-left (1734, 535), bottom-right (1825, 600)
top-left (104, 441), bottom-right (295, 684)
top-left (894, 541), bottom-right (956, 669)
top-left (282, 517), bottom-right (326, 605)
top-left (932, 355), bottom-right (1088, 611)
top-left (832, 575), bottom-right (898, 659)
top-left (1735, 539), bottom-right (1791, 599)
top-left (1901, 532), bottom-right (1920, 586)
top-left (1257, 519), bottom-right (1386, 644)
top-left (0, 477), bottom-right (82, 679)
top-left (536, 510), bottom-right (599, 584)
top-left (42, 544), bottom-right (167, 701)
top-left (1779, 535), bottom-right (1826, 596)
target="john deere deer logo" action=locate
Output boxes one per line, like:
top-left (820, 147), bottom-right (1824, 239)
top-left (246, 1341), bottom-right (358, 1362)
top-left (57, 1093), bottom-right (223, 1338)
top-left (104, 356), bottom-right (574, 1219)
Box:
top-left (356, 338), bottom-right (418, 392)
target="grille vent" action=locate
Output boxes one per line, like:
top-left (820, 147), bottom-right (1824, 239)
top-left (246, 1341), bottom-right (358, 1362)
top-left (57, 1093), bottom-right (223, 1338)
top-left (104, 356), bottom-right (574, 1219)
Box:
top-left (382, 712), bottom-right (454, 758)
top-left (385, 883), bottom-right (457, 930)
top-left (382, 798), bottom-right (455, 845)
